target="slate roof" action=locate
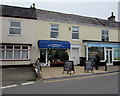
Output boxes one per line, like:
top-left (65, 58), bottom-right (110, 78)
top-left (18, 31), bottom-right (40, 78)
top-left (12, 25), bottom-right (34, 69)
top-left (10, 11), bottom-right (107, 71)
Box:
top-left (0, 5), bottom-right (37, 19)
top-left (0, 4), bottom-right (119, 29)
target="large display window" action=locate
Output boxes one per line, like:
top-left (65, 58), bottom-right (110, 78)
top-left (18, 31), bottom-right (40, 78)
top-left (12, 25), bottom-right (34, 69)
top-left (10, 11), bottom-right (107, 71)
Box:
top-left (88, 47), bottom-right (104, 60)
top-left (114, 48), bottom-right (120, 60)
top-left (40, 49), bottom-right (69, 63)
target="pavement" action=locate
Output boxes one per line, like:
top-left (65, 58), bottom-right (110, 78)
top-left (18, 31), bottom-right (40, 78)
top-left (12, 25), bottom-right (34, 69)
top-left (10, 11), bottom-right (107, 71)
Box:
top-left (40, 65), bottom-right (119, 80)
top-left (1, 65), bottom-right (119, 87)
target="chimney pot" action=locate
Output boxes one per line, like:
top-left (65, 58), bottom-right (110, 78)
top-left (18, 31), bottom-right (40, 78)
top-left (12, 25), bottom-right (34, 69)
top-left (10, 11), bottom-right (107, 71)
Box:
top-left (111, 12), bottom-right (114, 16)
top-left (33, 3), bottom-right (35, 8)
top-left (108, 12), bottom-right (115, 22)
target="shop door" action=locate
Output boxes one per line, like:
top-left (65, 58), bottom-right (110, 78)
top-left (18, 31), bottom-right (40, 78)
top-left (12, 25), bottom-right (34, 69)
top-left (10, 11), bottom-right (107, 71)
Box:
top-left (72, 48), bottom-right (79, 65)
top-left (106, 49), bottom-right (113, 65)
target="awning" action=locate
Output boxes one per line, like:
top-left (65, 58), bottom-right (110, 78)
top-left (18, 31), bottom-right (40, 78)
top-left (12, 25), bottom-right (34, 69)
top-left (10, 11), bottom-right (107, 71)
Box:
top-left (38, 40), bottom-right (70, 49)
top-left (85, 42), bottom-right (120, 48)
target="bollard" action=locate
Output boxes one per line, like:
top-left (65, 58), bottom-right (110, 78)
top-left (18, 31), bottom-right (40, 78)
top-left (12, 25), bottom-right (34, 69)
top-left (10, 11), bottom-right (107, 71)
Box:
top-left (105, 60), bottom-right (107, 71)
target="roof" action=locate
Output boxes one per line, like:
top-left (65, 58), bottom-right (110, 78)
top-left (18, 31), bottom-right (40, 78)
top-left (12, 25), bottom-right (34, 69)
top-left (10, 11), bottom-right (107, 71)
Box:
top-left (0, 4), bottom-right (119, 29)
top-left (0, 5), bottom-right (37, 19)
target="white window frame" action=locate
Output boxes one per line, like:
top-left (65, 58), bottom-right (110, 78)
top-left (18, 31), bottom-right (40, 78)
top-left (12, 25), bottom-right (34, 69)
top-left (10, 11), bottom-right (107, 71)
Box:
top-left (50, 24), bottom-right (59, 39)
top-left (72, 26), bottom-right (79, 40)
top-left (101, 30), bottom-right (109, 41)
top-left (9, 20), bottom-right (22, 35)
top-left (0, 45), bottom-right (30, 60)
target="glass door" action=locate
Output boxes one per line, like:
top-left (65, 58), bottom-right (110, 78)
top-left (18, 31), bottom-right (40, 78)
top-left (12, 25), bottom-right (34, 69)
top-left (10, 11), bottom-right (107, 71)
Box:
top-left (105, 49), bottom-right (113, 65)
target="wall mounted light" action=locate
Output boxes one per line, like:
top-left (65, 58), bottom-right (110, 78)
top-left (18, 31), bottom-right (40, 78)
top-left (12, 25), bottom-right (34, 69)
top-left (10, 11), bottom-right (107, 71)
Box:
top-left (69, 27), bottom-right (71, 30)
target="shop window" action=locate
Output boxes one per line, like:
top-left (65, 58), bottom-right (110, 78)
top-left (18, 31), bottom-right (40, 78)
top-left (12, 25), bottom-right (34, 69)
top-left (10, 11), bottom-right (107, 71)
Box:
top-left (22, 50), bottom-right (28, 59)
top-left (48, 49), bottom-right (69, 62)
top-left (0, 45), bottom-right (30, 60)
top-left (6, 50), bottom-right (13, 59)
top-left (0, 46), bottom-right (5, 59)
top-left (88, 47), bottom-right (104, 60)
top-left (0, 50), bottom-right (4, 59)
top-left (72, 26), bottom-right (79, 40)
top-left (40, 49), bottom-right (46, 63)
top-left (101, 30), bottom-right (109, 41)
top-left (50, 24), bottom-right (59, 39)
top-left (14, 46), bottom-right (20, 59)
top-left (9, 20), bottom-right (21, 35)
top-left (6, 46), bottom-right (13, 59)
top-left (114, 48), bottom-right (120, 60)
top-left (14, 50), bottom-right (20, 59)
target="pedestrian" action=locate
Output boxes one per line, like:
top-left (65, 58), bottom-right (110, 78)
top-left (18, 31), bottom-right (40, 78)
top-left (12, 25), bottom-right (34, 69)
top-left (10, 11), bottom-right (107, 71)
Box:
top-left (94, 53), bottom-right (100, 70)
top-left (63, 50), bottom-right (69, 61)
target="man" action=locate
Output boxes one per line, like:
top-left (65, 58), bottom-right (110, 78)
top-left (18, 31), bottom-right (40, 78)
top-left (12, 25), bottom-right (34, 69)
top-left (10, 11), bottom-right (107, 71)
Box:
top-left (95, 53), bottom-right (100, 70)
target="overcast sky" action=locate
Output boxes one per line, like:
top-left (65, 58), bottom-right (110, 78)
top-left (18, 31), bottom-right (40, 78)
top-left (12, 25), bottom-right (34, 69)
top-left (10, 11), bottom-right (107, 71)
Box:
top-left (0, 0), bottom-right (119, 21)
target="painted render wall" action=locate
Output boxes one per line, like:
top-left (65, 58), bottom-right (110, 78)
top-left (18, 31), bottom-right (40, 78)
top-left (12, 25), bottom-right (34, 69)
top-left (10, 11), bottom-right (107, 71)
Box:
top-left (36, 19), bottom-right (119, 58)
top-left (1, 17), bottom-right (38, 65)
top-left (1, 16), bottom-right (119, 65)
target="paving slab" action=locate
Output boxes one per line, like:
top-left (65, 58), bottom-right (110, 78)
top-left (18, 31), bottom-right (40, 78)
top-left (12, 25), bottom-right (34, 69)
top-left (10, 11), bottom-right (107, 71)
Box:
top-left (41, 66), bottom-right (119, 80)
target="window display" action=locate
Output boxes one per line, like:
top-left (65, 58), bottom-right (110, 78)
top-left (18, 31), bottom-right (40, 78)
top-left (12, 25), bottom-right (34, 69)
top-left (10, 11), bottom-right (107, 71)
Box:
top-left (0, 45), bottom-right (30, 60)
top-left (114, 48), bottom-right (120, 60)
top-left (48, 49), bottom-right (69, 62)
top-left (88, 47), bottom-right (104, 60)
top-left (40, 49), bottom-right (69, 64)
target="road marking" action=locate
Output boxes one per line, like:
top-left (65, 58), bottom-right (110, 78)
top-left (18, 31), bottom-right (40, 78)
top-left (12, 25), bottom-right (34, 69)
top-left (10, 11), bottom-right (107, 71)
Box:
top-left (44, 72), bottom-right (118, 83)
top-left (1, 84), bottom-right (17, 89)
top-left (22, 82), bottom-right (34, 85)
top-left (1, 81), bottom-right (35, 89)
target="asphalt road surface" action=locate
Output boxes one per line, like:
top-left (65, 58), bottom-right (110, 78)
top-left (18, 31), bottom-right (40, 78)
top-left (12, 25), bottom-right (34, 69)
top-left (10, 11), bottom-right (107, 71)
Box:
top-left (2, 72), bottom-right (119, 95)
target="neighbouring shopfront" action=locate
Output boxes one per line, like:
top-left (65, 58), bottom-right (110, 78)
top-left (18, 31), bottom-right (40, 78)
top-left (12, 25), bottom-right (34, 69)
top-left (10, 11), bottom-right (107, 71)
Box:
top-left (84, 41), bottom-right (120, 65)
top-left (38, 40), bottom-right (70, 66)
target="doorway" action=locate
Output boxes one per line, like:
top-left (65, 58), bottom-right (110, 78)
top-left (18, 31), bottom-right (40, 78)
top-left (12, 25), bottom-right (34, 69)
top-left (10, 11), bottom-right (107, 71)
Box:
top-left (72, 48), bottom-right (79, 65)
top-left (105, 48), bottom-right (113, 65)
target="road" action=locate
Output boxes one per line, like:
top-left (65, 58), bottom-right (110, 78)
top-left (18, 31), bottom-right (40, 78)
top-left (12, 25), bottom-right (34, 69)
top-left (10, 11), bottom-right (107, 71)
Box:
top-left (1, 72), bottom-right (119, 94)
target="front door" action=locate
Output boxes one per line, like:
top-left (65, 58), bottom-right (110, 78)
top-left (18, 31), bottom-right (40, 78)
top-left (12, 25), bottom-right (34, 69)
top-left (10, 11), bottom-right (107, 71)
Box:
top-left (72, 48), bottom-right (79, 65)
top-left (106, 49), bottom-right (113, 65)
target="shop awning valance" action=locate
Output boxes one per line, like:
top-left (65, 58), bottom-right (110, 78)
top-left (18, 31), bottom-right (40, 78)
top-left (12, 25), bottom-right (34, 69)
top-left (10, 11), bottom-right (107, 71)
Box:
top-left (38, 40), bottom-right (70, 49)
top-left (85, 42), bottom-right (120, 48)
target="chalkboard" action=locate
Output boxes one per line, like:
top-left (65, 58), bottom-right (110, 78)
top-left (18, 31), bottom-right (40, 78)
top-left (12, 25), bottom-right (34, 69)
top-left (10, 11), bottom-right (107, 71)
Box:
top-left (63, 61), bottom-right (75, 74)
top-left (85, 60), bottom-right (94, 73)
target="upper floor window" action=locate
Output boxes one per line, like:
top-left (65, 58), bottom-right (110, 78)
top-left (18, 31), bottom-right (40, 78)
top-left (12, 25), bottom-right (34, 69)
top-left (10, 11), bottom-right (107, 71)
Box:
top-left (101, 30), bottom-right (109, 41)
top-left (72, 26), bottom-right (79, 40)
top-left (9, 20), bottom-right (21, 35)
top-left (50, 24), bottom-right (58, 39)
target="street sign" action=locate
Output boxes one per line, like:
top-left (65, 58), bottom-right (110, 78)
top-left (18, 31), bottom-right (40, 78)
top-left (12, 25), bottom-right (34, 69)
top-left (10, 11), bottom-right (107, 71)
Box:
top-left (85, 60), bottom-right (94, 73)
top-left (63, 61), bottom-right (75, 74)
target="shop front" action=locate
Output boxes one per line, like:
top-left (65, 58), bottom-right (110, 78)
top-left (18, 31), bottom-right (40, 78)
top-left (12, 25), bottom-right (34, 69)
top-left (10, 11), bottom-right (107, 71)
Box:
top-left (38, 40), bottom-right (70, 66)
top-left (84, 41), bottom-right (120, 65)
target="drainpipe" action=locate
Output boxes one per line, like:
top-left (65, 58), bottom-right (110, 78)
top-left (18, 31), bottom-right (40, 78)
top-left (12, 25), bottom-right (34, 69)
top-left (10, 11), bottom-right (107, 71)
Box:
top-left (45, 49), bottom-right (48, 66)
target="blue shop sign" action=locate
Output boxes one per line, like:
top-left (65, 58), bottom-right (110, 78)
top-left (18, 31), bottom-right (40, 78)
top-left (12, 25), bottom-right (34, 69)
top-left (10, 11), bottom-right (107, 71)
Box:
top-left (85, 42), bottom-right (120, 48)
top-left (38, 40), bottom-right (70, 49)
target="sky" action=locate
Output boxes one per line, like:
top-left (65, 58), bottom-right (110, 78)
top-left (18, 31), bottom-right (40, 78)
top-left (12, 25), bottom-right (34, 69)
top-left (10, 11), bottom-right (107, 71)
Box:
top-left (0, 0), bottom-right (119, 21)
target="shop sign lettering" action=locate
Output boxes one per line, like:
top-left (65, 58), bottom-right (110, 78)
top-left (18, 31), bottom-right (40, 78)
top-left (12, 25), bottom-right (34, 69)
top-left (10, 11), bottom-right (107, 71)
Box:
top-left (48, 44), bottom-right (64, 48)
top-left (86, 43), bottom-right (120, 48)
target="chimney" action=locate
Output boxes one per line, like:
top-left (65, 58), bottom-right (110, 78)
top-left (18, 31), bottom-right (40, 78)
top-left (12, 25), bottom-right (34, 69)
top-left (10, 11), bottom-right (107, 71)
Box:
top-left (108, 12), bottom-right (115, 22)
top-left (30, 3), bottom-right (36, 9)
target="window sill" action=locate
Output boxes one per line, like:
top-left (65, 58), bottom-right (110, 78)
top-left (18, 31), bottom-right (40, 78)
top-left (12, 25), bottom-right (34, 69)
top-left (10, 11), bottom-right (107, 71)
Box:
top-left (72, 39), bottom-right (80, 41)
top-left (8, 34), bottom-right (22, 36)
top-left (50, 38), bottom-right (59, 40)
top-left (0, 59), bottom-right (30, 61)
